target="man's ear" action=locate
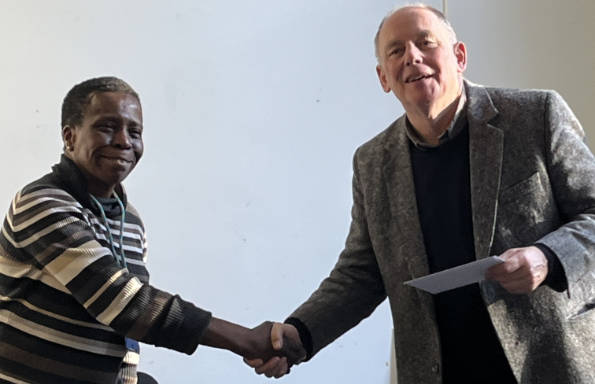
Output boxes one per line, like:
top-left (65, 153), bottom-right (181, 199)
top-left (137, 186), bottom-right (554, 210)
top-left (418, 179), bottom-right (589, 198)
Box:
top-left (453, 41), bottom-right (467, 73)
top-left (62, 125), bottom-right (75, 152)
top-left (376, 64), bottom-right (391, 93)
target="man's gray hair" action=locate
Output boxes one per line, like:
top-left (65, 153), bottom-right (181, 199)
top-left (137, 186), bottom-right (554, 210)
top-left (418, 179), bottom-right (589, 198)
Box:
top-left (374, 3), bottom-right (457, 60)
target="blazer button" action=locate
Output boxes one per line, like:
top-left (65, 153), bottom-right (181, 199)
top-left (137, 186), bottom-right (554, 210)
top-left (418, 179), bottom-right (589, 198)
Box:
top-left (432, 363), bottom-right (440, 374)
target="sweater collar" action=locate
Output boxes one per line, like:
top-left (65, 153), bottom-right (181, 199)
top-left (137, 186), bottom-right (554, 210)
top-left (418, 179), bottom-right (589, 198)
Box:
top-left (51, 154), bottom-right (128, 215)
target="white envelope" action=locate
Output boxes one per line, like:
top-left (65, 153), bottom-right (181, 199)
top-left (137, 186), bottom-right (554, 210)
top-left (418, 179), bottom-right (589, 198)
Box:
top-left (404, 256), bottom-right (504, 294)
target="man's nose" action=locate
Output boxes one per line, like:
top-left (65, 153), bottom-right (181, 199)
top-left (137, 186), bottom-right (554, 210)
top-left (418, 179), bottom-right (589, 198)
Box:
top-left (404, 44), bottom-right (422, 66)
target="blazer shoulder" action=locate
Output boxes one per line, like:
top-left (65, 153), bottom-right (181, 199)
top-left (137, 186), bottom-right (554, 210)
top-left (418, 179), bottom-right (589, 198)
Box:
top-left (483, 85), bottom-right (558, 111)
top-left (354, 116), bottom-right (404, 162)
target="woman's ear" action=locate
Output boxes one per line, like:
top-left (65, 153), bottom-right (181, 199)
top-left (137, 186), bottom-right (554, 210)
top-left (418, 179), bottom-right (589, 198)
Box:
top-left (62, 125), bottom-right (75, 152)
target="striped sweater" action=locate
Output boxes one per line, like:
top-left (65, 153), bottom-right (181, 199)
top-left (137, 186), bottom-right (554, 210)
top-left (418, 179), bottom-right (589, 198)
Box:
top-left (0, 155), bottom-right (212, 383)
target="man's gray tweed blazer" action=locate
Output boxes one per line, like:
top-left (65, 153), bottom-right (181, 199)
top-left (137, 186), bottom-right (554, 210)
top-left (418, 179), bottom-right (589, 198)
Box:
top-left (290, 80), bottom-right (595, 383)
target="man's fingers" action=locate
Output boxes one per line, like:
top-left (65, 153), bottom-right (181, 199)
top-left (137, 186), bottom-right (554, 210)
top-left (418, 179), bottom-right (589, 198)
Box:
top-left (486, 255), bottom-right (521, 279)
top-left (500, 278), bottom-right (533, 294)
top-left (487, 246), bottom-right (549, 294)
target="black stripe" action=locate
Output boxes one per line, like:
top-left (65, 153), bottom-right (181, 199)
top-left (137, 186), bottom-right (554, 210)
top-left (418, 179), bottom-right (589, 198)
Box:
top-left (1, 300), bottom-right (122, 342)
top-left (0, 324), bottom-right (122, 372)
top-left (0, 274), bottom-right (97, 322)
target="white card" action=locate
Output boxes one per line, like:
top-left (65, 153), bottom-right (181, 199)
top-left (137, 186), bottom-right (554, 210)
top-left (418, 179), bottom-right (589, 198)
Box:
top-left (404, 256), bottom-right (504, 294)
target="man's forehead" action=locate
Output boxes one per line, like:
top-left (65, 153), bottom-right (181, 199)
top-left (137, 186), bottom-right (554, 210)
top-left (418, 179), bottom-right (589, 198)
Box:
top-left (384, 30), bottom-right (435, 46)
top-left (380, 7), bottom-right (443, 41)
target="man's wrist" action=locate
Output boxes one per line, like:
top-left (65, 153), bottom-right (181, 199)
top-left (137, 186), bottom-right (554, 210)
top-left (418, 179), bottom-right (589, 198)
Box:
top-left (534, 243), bottom-right (567, 292)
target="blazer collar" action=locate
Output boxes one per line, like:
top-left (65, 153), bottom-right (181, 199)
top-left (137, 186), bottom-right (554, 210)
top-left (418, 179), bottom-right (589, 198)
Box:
top-left (465, 80), bottom-right (504, 259)
top-left (382, 117), bottom-right (429, 277)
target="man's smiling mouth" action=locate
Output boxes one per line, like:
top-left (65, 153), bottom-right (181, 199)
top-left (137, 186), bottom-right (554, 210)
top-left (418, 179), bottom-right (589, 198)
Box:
top-left (405, 74), bottom-right (433, 83)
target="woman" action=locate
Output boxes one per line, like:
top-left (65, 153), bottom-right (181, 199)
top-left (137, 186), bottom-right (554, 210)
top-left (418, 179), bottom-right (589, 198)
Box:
top-left (0, 77), bottom-right (303, 383)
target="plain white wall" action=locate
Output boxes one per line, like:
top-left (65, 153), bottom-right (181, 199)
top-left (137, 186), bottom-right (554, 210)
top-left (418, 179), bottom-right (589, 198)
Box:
top-left (1, 1), bottom-right (593, 383)
top-left (1, 1), bottom-right (423, 383)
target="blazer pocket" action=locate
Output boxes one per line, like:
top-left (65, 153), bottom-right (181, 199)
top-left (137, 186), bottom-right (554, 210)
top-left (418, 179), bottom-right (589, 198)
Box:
top-left (499, 172), bottom-right (542, 205)
top-left (497, 172), bottom-right (556, 244)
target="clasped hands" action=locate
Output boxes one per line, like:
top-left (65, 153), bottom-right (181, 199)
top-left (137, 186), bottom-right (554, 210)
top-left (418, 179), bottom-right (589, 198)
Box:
top-left (243, 322), bottom-right (304, 378)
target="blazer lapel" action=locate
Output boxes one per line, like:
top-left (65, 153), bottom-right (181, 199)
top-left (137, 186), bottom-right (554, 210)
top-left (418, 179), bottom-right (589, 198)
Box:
top-left (466, 81), bottom-right (504, 259)
top-left (382, 117), bottom-right (429, 278)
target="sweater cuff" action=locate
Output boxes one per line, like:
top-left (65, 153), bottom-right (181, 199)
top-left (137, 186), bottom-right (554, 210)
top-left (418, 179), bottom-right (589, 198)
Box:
top-left (170, 297), bottom-right (212, 355)
top-left (285, 317), bottom-right (313, 361)
top-left (534, 243), bottom-right (567, 292)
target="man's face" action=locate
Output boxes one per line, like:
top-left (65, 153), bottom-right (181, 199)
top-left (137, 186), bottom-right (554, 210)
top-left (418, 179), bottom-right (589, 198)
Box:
top-left (375, 7), bottom-right (466, 117)
top-left (63, 91), bottom-right (143, 197)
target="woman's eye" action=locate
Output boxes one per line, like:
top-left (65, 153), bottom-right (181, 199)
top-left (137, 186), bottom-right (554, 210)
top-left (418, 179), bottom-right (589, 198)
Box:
top-left (129, 130), bottom-right (142, 139)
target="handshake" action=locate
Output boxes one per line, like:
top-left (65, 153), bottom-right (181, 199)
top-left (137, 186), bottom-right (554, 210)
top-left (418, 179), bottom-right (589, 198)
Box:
top-left (242, 322), bottom-right (306, 378)
top-left (202, 318), bottom-right (306, 378)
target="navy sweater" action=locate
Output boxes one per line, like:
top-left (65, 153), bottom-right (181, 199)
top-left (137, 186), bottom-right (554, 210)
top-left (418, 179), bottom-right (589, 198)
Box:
top-left (410, 123), bottom-right (516, 383)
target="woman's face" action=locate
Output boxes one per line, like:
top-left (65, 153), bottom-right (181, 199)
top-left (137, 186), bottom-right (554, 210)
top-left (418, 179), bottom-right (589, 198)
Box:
top-left (63, 91), bottom-right (143, 197)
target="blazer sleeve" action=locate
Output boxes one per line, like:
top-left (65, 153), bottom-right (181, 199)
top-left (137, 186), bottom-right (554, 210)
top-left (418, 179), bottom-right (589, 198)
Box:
top-left (288, 148), bottom-right (387, 358)
top-left (535, 91), bottom-right (595, 296)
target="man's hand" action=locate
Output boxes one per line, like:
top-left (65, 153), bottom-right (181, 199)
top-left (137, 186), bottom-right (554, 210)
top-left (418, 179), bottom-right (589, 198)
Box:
top-left (244, 322), bottom-right (305, 378)
top-left (485, 246), bottom-right (548, 294)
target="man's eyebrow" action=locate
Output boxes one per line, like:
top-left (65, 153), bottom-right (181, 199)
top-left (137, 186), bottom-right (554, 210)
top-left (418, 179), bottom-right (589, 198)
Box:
top-left (383, 30), bottom-right (438, 50)
top-left (384, 40), bottom-right (404, 52)
top-left (417, 30), bottom-right (436, 39)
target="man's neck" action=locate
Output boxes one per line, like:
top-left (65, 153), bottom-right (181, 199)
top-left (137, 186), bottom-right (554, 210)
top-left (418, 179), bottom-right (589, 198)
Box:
top-left (406, 94), bottom-right (461, 146)
top-left (406, 82), bottom-right (464, 146)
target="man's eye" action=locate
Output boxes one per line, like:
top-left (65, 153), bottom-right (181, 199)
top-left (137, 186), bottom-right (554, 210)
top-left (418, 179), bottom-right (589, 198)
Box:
top-left (422, 40), bottom-right (437, 47)
top-left (389, 47), bottom-right (404, 56)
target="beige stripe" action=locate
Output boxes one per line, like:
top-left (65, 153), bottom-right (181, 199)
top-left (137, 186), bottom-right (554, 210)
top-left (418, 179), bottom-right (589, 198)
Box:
top-left (0, 310), bottom-right (126, 357)
top-left (12, 188), bottom-right (77, 212)
top-left (12, 193), bottom-right (80, 215)
top-left (8, 205), bottom-right (82, 233)
top-left (88, 218), bottom-right (143, 241)
top-left (18, 188), bottom-right (72, 201)
top-left (0, 295), bottom-right (112, 331)
top-left (83, 269), bottom-right (127, 308)
top-left (0, 371), bottom-right (30, 384)
top-left (86, 231), bottom-right (144, 254)
top-left (3, 215), bottom-right (80, 248)
top-left (96, 277), bottom-right (143, 325)
top-left (123, 350), bottom-right (140, 365)
top-left (0, 256), bottom-right (69, 294)
top-left (124, 258), bottom-right (146, 267)
top-left (44, 240), bottom-right (111, 285)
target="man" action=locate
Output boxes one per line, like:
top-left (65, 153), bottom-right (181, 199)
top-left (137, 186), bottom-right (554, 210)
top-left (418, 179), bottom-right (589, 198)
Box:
top-left (0, 77), bottom-right (303, 383)
top-left (247, 4), bottom-right (595, 383)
